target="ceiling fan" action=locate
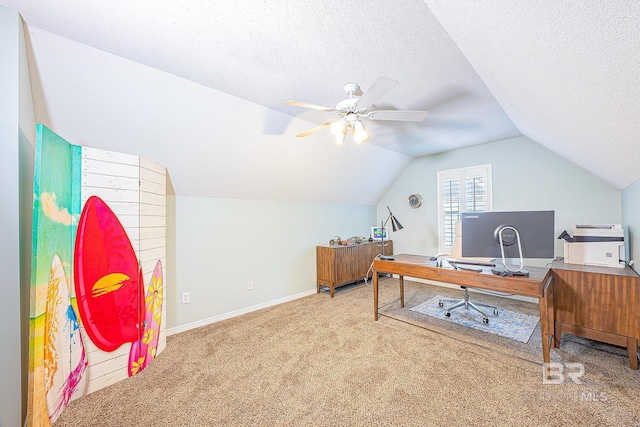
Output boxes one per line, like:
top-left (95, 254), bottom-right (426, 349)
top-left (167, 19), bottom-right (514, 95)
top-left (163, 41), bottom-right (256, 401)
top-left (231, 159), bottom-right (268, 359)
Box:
top-left (285, 76), bottom-right (428, 144)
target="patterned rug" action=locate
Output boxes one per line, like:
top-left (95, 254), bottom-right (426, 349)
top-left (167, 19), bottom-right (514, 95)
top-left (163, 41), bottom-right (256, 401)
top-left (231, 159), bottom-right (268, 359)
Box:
top-left (410, 295), bottom-right (539, 343)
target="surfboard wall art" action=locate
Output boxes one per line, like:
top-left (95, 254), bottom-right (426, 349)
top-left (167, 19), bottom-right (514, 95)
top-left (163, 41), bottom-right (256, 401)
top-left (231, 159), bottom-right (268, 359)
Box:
top-left (28, 125), bottom-right (167, 427)
top-left (74, 195), bottom-right (144, 352)
top-left (129, 260), bottom-right (164, 376)
top-left (44, 255), bottom-right (87, 424)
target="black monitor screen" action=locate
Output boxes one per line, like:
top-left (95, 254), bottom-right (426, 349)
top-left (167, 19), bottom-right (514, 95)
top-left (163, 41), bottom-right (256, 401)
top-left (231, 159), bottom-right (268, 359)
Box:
top-left (461, 211), bottom-right (555, 259)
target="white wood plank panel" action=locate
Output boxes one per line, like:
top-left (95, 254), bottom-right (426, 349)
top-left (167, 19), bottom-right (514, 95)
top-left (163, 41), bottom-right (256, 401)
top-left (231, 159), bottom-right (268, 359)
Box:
top-left (140, 191), bottom-right (165, 206)
top-left (140, 237), bottom-right (166, 251)
top-left (81, 158), bottom-right (139, 178)
top-left (86, 368), bottom-right (129, 395)
top-left (140, 168), bottom-right (165, 186)
top-left (81, 173), bottom-right (140, 191)
top-left (139, 216), bottom-right (166, 227)
top-left (83, 146), bottom-right (139, 166)
top-left (139, 203), bottom-right (166, 216)
top-left (140, 247), bottom-right (166, 263)
top-left (140, 180), bottom-right (166, 195)
top-left (85, 351), bottom-right (130, 379)
top-left (81, 187), bottom-right (139, 204)
top-left (140, 227), bottom-right (165, 239)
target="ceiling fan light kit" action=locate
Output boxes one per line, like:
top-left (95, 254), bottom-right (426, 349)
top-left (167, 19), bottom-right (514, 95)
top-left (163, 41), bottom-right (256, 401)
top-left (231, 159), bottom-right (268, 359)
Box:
top-left (285, 76), bottom-right (428, 145)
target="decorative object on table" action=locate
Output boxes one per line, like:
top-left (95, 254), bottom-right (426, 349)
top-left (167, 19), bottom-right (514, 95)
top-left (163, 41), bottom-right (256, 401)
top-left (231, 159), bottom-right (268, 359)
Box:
top-left (411, 296), bottom-right (539, 343)
top-left (378, 206), bottom-right (403, 260)
top-left (284, 76), bottom-right (428, 144)
top-left (407, 194), bottom-right (423, 208)
top-left (329, 236), bottom-right (367, 246)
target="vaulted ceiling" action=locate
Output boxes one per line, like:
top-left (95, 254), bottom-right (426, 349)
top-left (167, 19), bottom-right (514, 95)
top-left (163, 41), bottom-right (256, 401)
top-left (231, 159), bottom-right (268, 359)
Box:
top-left (4, 0), bottom-right (639, 204)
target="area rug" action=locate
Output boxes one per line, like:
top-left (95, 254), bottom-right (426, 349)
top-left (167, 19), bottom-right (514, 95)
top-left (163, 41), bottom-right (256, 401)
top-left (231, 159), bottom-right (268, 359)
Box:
top-left (410, 295), bottom-right (539, 343)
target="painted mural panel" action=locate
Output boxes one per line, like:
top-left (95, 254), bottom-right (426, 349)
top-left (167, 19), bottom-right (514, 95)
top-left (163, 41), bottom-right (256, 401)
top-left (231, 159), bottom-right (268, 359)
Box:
top-left (28, 124), bottom-right (84, 426)
top-left (28, 124), bottom-right (167, 426)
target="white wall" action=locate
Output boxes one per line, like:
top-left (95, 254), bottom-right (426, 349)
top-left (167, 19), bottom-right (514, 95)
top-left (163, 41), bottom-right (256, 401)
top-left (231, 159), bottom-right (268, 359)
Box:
top-left (622, 178), bottom-right (640, 271)
top-left (19, 13), bottom-right (36, 424)
top-left (167, 195), bottom-right (375, 330)
top-left (1, 6), bottom-right (36, 426)
top-left (377, 136), bottom-right (622, 262)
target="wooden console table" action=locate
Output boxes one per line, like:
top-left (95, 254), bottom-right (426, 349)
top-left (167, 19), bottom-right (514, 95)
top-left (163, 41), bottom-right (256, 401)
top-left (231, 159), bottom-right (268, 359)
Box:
top-left (317, 240), bottom-right (392, 297)
top-left (551, 260), bottom-right (640, 369)
top-left (372, 254), bottom-right (555, 366)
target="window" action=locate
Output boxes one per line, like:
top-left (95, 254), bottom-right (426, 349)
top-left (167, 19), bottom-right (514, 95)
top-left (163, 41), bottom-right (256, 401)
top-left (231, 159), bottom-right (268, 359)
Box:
top-left (437, 164), bottom-right (493, 253)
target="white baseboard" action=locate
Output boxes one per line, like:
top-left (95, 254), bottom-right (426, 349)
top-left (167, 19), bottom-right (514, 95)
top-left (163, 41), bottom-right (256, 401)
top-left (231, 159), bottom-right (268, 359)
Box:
top-left (167, 289), bottom-right (317, 336)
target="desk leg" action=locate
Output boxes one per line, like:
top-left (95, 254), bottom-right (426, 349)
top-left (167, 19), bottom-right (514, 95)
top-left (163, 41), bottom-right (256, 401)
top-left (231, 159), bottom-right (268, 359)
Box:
top-left (399, 275), bottom-right (404, 308)
top-left (539, 276), bottom-right (554, 368)
top-left (374, 271), bottom-right (379, 321)
top-left (539, 298), bottom-right (550, 365)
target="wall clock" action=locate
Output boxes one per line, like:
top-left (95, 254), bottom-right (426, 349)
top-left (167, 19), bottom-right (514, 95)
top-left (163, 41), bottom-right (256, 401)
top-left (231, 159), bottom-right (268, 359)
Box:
top-left (408, 194), bottom-right (423, 208)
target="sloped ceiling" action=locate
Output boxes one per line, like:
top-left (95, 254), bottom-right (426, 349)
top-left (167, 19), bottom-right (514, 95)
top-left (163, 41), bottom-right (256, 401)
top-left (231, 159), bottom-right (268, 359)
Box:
top-left (3, 0), bottom-right (638, 204)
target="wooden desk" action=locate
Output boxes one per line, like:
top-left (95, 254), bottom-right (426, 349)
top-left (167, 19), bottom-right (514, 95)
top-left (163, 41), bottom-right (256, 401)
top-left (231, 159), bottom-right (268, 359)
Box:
top-left (373, 254), bottom-right (555, 365)
top-left (551, 260), bottom-right (640, 369)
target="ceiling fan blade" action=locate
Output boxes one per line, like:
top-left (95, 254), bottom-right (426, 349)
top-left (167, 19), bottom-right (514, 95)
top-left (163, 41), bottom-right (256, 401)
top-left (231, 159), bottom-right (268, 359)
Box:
top-left (296, 122), bottom-right (333, 137)
top-left (285, 100), bottom-right (336, 112)
top-left (366, 110), bottom-right (428, 122)
top-left (356, 76), bottom-right (399, 110)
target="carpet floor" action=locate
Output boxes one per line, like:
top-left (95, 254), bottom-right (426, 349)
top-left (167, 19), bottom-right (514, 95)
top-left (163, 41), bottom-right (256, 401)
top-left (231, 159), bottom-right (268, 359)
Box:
top-left (54, 277), bottom-right (640, 426)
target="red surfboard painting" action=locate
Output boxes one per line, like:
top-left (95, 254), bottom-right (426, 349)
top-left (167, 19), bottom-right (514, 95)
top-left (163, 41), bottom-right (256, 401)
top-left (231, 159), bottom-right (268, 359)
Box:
top-left (74, 196), bottom-right (144, 352)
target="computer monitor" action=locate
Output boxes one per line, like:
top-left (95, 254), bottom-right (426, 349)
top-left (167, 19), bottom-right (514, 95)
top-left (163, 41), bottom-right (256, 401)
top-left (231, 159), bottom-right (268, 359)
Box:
top-left (461, 210), bottom-right (555, 273)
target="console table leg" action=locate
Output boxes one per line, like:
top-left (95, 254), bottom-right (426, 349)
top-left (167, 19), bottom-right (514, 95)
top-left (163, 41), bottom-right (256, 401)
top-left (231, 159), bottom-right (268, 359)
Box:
top-left (373, 271), bottom-right (379, 321)
top-left (399, 275), bottom-right (404, 308)
top-left (553, 321), bottom-right (562, 348)
top-left (627, 337), bottom-right (638, 370)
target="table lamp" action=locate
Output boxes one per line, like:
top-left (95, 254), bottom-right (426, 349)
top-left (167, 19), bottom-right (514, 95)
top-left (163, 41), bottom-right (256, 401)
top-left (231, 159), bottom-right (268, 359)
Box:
top-left (380, 206), bottom-right (403, 260)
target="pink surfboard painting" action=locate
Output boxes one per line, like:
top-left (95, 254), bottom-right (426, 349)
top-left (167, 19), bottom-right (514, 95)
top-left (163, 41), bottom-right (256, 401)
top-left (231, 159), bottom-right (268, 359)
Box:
top-left (128, 260), bottom-right (164, 376)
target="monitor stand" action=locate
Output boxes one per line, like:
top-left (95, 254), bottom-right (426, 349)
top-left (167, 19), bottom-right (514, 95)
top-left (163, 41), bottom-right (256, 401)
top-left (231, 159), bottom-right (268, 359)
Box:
top-left (496, 226), bottom-right (528, 276)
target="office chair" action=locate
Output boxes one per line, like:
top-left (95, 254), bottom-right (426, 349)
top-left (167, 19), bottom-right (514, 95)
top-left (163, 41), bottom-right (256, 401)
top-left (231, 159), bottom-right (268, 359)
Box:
top-left (437, 221), bottom-right (498, 324)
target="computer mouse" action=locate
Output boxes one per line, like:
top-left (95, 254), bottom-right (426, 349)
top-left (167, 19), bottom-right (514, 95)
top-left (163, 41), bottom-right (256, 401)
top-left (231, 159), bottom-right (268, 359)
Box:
top-left (430, 256), bottom-right (438, 261)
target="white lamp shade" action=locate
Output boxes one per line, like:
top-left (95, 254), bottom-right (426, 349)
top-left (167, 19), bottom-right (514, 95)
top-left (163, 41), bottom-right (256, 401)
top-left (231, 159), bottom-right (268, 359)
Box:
top-left (353, 120), bottom-right (370, 143)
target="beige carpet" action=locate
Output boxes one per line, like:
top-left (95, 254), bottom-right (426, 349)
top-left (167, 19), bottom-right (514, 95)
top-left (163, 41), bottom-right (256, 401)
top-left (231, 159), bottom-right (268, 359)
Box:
top-left (55, 277), bottom-right (640, 426)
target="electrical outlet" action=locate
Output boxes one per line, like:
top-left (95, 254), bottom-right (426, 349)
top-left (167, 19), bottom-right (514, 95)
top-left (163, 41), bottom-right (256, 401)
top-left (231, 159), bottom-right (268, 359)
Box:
top-left (181, 292), bottom-right (190, 304)
top-left (248, 281), bottom-right (254, 290)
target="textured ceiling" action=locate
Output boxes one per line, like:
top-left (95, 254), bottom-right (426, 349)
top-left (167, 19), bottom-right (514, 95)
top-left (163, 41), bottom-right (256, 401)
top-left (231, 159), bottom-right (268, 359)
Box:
top-left (425, 0), bottom-right (640, 189)
top-left (3, 0), bottom-right (639, 202)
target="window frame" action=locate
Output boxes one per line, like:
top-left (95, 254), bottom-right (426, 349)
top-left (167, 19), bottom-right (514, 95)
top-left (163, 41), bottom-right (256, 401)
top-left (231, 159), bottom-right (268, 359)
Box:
top-left (436, 164), bottom-right (493, 254)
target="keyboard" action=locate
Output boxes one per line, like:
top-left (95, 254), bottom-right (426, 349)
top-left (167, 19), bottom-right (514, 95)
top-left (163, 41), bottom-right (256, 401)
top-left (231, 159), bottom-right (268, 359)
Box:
top-left (444, 258), bottom-right (496, 268)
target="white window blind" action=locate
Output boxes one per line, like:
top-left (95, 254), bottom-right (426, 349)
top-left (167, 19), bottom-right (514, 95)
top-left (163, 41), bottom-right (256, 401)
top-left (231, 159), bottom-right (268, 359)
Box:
top-left (437, 165), bottom-right (492, 253)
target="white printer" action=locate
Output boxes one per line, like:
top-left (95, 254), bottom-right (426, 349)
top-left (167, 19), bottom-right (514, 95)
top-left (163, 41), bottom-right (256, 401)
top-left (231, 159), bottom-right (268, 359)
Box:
top-left (559, 224), bottom-right (625, 268)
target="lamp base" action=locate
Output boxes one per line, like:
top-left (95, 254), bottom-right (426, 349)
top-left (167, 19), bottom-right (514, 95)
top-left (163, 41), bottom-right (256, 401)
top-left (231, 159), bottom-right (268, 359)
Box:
top-left (380, 255), bottom-right (396, 261)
